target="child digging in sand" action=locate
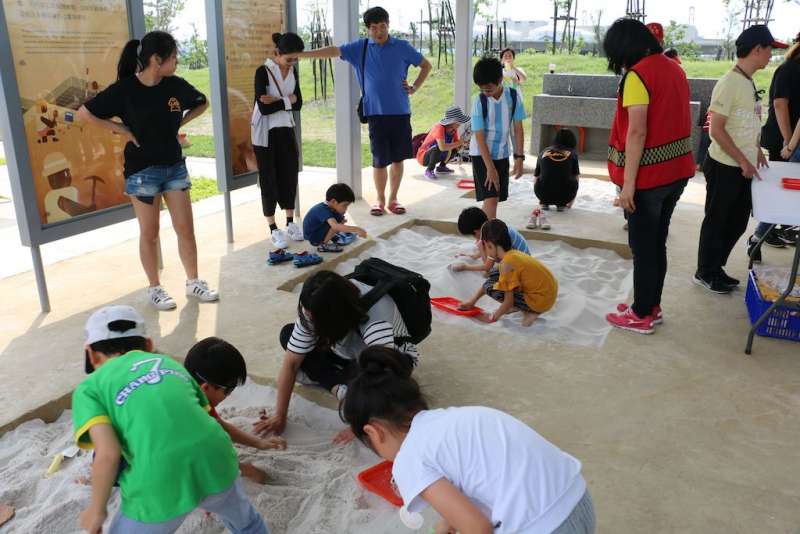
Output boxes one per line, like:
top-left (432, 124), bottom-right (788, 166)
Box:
top-left (459, 219), bottom-right (557, 326)
top-left (303, 183), bottom-right (367, 253)
top-left (452, 207), bottom-right (531, 274)
top-left (341, 346), bottom-right (595, 534)
top-left (184, 337), bottom-right (287, 484)
top-left (73, 306), bottom-right (267, 533)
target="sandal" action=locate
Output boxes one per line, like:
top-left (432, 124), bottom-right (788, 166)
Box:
top-left (267, 249), bottom-right (294, 265)
top-left (387, 201), bottom-right (406, 215)
top-left (370, 204), bottom-right (385, 216)
top-left (317, 242), bottom-right (343, 253)
top-left (333, 232), bottom-right (357, 246)
top-left (293, 252), bottom-right (323, 268)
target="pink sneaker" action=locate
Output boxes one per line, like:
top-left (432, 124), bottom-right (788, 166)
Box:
top-left (616, 303), bottom-right (663, 325)
top-left (606, 306), bottom-right (654, 334)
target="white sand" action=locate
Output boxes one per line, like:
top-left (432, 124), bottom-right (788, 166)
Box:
top-left (333, 227), bottom-right (633, 348)
top-left (0, 382), bottom-right (438, 533)
top-left (505, 175), bottom-right (622, 214)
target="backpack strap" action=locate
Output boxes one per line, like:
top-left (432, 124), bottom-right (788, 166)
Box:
top-left (481, 88), bottom-right (518, 126)
top-left (509, 87), bottom-right (517, 123)
top-left (480, 93), bottom-right (488, 123)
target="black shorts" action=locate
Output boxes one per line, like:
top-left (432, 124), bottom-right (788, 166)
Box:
top-left (472, 157), bottom-right (510, 202)
top-left (367, 114), bottom-right (413, 168)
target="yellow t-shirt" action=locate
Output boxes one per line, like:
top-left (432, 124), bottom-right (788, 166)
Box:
top-left (707, 70), bottom-right (761, 167)
top-left (494, 249), bottom-right (558, 313)
top-left (622, 71), bottom-right (650, 108)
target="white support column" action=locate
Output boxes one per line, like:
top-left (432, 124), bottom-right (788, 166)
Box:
top-left (454, 0), bottom-right (474, 114)
top-left (333, 0), bottom-right (362, 198)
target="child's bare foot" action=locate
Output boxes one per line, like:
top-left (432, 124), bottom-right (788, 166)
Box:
top-left (240, 462), bottom-right (267, 484)
top-left (0, 504), bottom-right (15, 527)
top-left (521, 312), bottom-right (539, 326)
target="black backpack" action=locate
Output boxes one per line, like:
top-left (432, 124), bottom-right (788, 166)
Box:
top-left (345, 258), bottom-right (432, 345)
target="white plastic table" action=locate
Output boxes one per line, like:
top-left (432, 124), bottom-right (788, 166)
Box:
top-left (747, 161), bottom-right (800, 354)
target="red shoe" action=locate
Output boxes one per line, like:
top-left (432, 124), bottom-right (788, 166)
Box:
top-left (606, 307), bottom-right (654, 334)
top-left (616, 303), bottom-right (663, 325)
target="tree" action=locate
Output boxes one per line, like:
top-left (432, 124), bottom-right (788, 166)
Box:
top-left (180, 24), bottom-right (208, 70)
top-left (663, 20), bottom-right (700, 59)
top-left (590, 9), bottom-right (605, 56)
top-left (720, 0), bottom-right (742, 61)
top-left (473, 0), bottom-right (491, 21)
top-left (144, 0), bottom-right (186, 34)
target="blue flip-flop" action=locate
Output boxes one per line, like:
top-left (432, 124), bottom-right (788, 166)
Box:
top-left (267, 249), bottom-right (294, 265)
top-left (293, 252), bottom-right (323, 268)
top-left (333, 232), bottom-right (357, 246)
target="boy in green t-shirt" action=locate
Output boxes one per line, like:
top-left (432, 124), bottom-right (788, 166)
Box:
top-left (73, 305), bottom-right (268, 534)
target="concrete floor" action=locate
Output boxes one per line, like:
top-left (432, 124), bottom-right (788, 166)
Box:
top-left (1, 158), bottom-right (799, 533)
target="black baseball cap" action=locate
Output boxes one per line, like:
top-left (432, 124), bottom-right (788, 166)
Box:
top-left (736, 25), bottom-right (788, 50)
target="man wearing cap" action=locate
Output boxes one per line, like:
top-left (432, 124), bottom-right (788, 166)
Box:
top-left (415, 105), bottom-right (470, 180)
top-left (695, 25), bottom-right (787, 294)
top-left (74, 305), bottom-right (267, 534)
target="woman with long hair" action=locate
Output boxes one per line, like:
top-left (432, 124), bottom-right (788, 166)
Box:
top-left (602, 18), bottom-right (696, 334)
top-left (79, 31), bottom-right (217, 310)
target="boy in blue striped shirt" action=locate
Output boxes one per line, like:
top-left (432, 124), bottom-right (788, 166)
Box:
top-left (470, 57), bottom-right (527, 220)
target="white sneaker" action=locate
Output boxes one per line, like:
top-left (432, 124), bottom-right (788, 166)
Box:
top-left (148, 285), bottom-right (177, 311)
top-left (185, 279), bottom-right (219, 302)
top-left (286, 222), bottom-right (304, 241)
top-left (271, 229), bottom-right (288, 249)
top-left (538, 212), bottom-right (551, 230)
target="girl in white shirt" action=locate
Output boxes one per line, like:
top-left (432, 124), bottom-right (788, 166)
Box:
top-left (341, 347), bottom-right (595, 534)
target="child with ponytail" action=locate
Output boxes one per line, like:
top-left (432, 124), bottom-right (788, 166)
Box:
top-left (341, 347), bottom-right (595, 534)
top-left (78, 31), bottom-right (218, 311)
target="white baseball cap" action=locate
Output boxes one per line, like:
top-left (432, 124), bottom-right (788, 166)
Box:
top-left (85, 305), bottom-right (147, 345)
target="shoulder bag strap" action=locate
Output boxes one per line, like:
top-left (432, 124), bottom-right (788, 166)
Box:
top-left (265, 65), bottom-right (285, 97)
top-left (359, 38), bottom-right (368, 94)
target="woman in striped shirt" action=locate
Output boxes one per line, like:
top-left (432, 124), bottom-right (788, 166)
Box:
top-left (253, 271), bottom-right (419, 440)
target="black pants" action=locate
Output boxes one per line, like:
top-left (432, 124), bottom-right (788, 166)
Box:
top-left (534, 177), bottom-right (579, 207)
top-left (422, 145), bottom-right (454, 171)
top-left (254, 127), bottom-right (299, 218)
top-left (697, 156), bottom-right (752, 279)
top-left (628, 179), bottom-right (688, 318)
top-left (279, 324), bottom-right (357, 391)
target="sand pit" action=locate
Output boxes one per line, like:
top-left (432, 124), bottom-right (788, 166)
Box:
top-left (0, 382), bottom-right (438, 533)
top-left (502, 176), bottom-right (622, 214)
top-left (330, 227), bottom-right (633, 348)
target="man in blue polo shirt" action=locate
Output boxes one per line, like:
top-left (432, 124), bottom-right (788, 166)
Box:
top-left (292, 6), bottom-right (432, 217)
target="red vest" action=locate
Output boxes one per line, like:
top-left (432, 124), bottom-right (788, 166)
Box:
top-left (607, 54), bottom-right (696, 189)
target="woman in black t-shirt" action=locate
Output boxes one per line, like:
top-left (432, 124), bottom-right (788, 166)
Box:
top-left (78, 31), bottom-right (217, 311)
top-left (533, 129), bottom-right (581, 211)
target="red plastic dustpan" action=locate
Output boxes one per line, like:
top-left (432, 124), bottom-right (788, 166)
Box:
top-left (430, 296), bottom-right (483, 317)
top-left (357, 461), bottom-right (403, 506)
top-left (782, 177), bottom-right (800, 190)
top-left (456, 179), bottom-right (475, 189)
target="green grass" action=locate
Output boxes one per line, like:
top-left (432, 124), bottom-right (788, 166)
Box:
top-left (176, 52), bottom-right (780, 167)
top-left (189, 177), bottom-right (219, 203)
top-left (0, 158), bottom-right (5, 166)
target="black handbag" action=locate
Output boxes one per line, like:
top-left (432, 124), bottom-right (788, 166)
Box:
top-left (356, 38), bottom-right (368, 124)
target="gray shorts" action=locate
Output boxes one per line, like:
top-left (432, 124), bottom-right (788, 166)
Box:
top-left (551, 491), bottom-right (596, 534)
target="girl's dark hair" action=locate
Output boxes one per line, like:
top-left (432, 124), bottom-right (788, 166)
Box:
top-left (603, 18), bottom-right (663, 75)
top-left (480, 218), bottom-right (512, 251)
top-left (184, 336), bottom-right (247, 388)
top-left (500, 47), bottom-right (516, 59)
top-left (663, 47), bottom-right (679, 59)
top-left (341, 346), bottom-right (427, 445)
top-left (786, 34), bottom-right (800, 63)
top-left (473, 56), bottom-right (503, 85)
top-left (272, 32), bottom-right (305, 55)
top-left (363, 6), bottom-right (389, 27)
top-left (89, 320), bottom-right (147, 355)
top-left (299, 271), bottom-right (368, 348)
top-left (117, 31), bottom-right (177, 80)
top-left (554, 128), bottom-right (577, 149)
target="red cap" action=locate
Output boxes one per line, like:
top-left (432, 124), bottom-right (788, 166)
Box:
top-left (646, 22), bottom-right (664, 44)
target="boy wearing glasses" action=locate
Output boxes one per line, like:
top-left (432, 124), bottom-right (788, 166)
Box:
top-left (184, 337), bottom-right (287, 484)
top-left (695, 25), bottom-right (787, 294)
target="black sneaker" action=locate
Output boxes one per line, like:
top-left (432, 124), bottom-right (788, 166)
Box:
top-left (764, 230), bottom-right (786, 248)
top-left (719, 270), bottom-right (740, 286)
top-left (693, 273), bottom-right (733, 294)
top-left (779, 226), bottom-right (798, 246)
top-left (747, 236), bottom-right (762, 263)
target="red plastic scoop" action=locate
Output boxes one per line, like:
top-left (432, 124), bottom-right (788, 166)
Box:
top-left (782, 177), bottom-right (800, 190)
top-left (456, 179), bottom-right (475, 189)
top-left (357, 461), bottom-right (403, 506)
top-left (431, 296), bottom-right (483, 317)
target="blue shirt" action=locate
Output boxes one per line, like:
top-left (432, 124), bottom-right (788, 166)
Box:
top-left (508, 227), bottom-right (530, 255)
top-left (340, 37), bottom-right (423, 116)
top-left (469, 87), bottom-right (527, 160)
top-left (303, 202), bottom-right (344, 245)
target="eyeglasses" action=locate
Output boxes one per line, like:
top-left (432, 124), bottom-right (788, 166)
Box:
top-left (195, 372), bottom-right (237, 396)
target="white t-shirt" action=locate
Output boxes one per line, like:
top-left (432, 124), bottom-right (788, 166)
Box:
top-left (392, 407), bottom-right (586, 534)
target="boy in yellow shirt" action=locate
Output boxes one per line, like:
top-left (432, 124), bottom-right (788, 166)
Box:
top-left (459, 219), bottom-right (557, 326)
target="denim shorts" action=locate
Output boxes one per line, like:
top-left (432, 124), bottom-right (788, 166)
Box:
top-left (125, 161), bottom-right (191, 198)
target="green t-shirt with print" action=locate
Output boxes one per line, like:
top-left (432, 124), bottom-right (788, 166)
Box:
top-left (72, 350), bottom-right (239, 523)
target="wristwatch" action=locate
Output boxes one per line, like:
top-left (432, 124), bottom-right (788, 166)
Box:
top-left (513, 154), bottom-right (525, 161)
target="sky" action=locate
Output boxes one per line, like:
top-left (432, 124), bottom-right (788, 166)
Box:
top-left (175, 0), bottom-right (800, 42)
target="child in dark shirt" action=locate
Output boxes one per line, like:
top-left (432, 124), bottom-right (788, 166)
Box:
top-left (303, 184), bottom-right (367, 253)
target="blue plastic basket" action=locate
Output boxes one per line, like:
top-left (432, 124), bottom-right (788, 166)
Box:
top-left (745, 271), bottom-right (800, 342)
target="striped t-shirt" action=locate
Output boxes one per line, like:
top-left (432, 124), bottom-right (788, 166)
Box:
top-left (469, 88), bottom-right (526, 160)
top-left (508, 226), bottom-right (531, 255)
top-left (287, 280), bottom-right (420, 364)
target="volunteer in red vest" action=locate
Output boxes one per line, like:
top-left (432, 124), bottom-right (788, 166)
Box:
top-left (603, 18), bottom-right (696, 334)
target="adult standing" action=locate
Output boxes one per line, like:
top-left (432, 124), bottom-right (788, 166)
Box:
top-left (79, 31), bottom-right (218, 311)
top-left (602, 19), bottom-right (696, 334)
top-left (695, 25), bottom-right (783, 293)
top-left (251, 32), bottom-right (304, 250)
top-left (290, 6), bottom-right (432, 216)
top-left (749, 32), bottom-right (800, 256)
